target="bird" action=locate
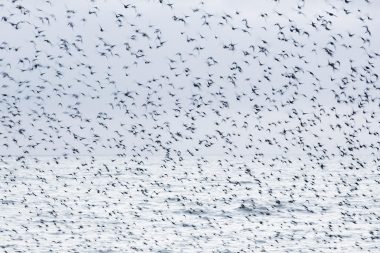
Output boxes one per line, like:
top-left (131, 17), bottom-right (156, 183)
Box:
top-left (0, 0), bottom-right (379, 252)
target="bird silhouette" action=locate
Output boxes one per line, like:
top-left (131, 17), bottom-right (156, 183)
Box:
top-left (0, 0), bottom-right (379, 252)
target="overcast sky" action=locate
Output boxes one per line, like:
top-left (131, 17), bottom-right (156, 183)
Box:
top-left (0, 0), bottom-right (379, 161)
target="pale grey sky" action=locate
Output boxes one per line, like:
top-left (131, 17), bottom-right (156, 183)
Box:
top-left (0, 0), bottom-right (379, 161)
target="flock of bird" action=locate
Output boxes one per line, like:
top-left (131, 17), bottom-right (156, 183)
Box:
top-left (0, 0), bottom-right (379, 252)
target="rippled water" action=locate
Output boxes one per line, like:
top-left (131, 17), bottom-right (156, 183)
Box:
top-left (0, 157), bottom-right (379, 252)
